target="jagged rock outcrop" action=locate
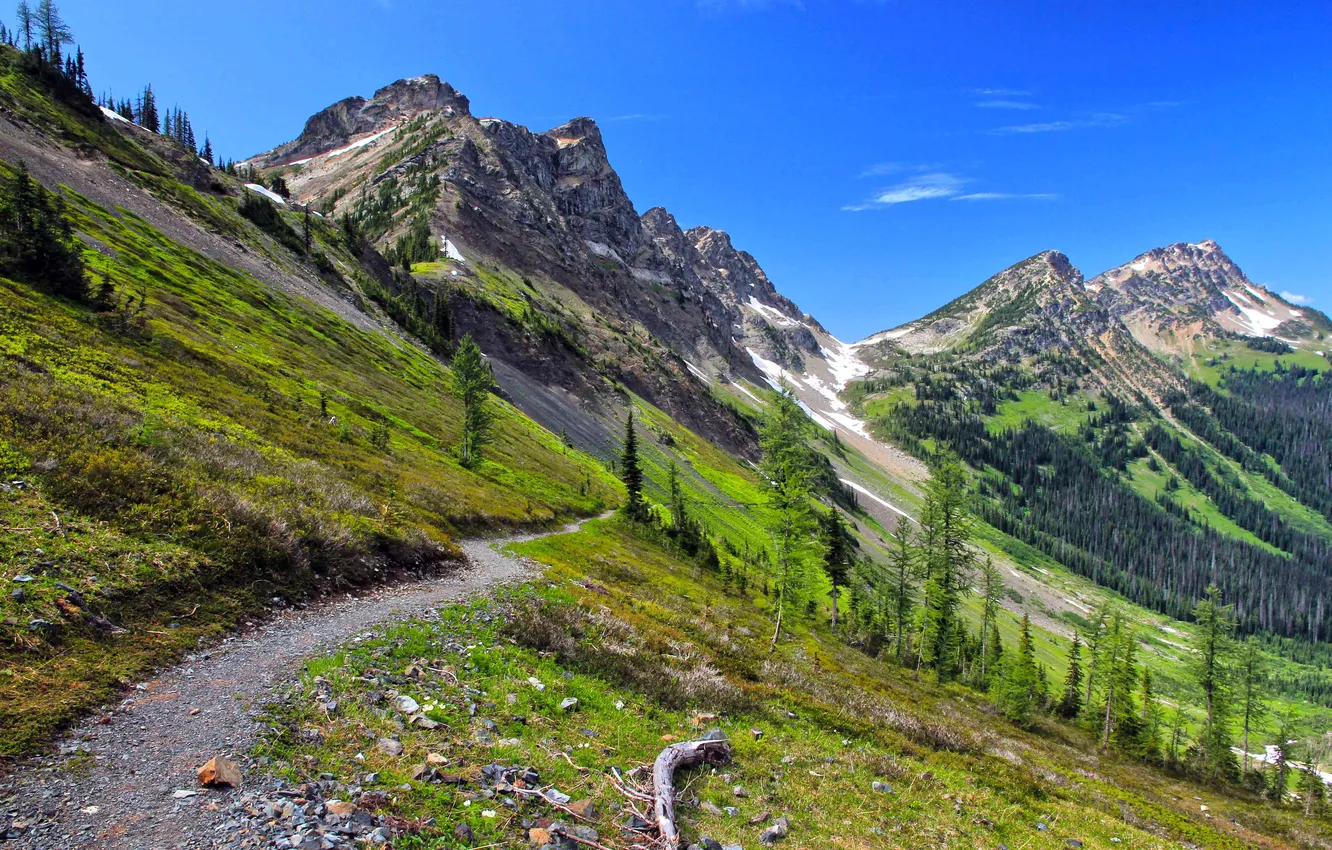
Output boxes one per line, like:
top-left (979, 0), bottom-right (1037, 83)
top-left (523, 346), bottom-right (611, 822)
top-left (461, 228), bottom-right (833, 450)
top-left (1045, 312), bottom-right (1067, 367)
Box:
top-left (1086, 240), bottom-right (1328, 347)
top-left (259, 75), bottom-right (471, 166)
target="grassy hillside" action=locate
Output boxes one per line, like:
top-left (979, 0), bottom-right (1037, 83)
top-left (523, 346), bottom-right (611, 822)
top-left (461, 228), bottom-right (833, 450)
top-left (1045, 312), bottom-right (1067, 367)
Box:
top-left (0, 147), bottom-right (618, 753)
top-left (258, 517), bottom-right (1331, 849)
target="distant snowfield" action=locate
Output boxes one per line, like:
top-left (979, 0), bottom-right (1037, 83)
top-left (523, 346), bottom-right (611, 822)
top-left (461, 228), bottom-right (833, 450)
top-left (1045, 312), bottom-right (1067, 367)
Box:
top-left (1223, 291), bottom-right (1284, 334)
top-left (855, 325), bottom-right (913, 347)
top-left (244, 183), bottom-right (286, 205)
top-left (839, 477), bottom-right (912, 520)
top-left (683, 360), bottom-right (711, 385)
top-left (326, 126), bottom-right (397, 159)
top-left (99, 105), bottom-right (128, 123)
top-left (748, 296), bottom-right (800, 328)
top-left (823, 337), bottom-right (872, 387)
top-left (443, 238), bottom-right (466, 263)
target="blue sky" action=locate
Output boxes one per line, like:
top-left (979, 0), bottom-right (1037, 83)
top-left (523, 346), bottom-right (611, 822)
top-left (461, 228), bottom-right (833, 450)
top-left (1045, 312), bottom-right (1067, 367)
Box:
top-left (49, 0), bottom-right (1332, 341)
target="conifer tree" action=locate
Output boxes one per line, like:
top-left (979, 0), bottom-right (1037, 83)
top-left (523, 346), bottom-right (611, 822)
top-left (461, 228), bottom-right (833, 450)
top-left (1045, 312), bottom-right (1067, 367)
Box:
top-left (995, 612), bottom-right (1039, 726)
top-left (1139, 667), bottom-right (1161, 760)
top-left (759, 386), bottom-right (818, 651)
top-left (200, 136), bottom-right (214, 166)
top-left (1236, 637), bottom-right (1267, 781)
top-left (1268, 713), bottom-right (1294, 803)
top-left (74, 45), bottom-right (87, 94)
top-left (448, 334), bottom-right (493, 468)
top-left (619, 410), bottom-right (646, 521)
top-left (1191, 584), bottom-right (1238, 780)
top-left (15, 0), bottom-right (32, 50)
top-left (1059, 630), bottom-right (1084, 718)
top-left (1083, 604), bottom-right (1109, 720)
top-left (820, 508), bottom-right (853, 629)
top-left (34, 0), bottom-right (69, 58)
top-left (1299, 738), bottom-right (1326, 817)
top-left (919, 450), bottom-right (973, 680)
top-left (1167, 702), bottom-right (1189, 768)
top-left (0, 160), bottom-right (85, 298)
top-left (1094, 609), bottom-right (1141, 751)
top-left (884, 518), bottom-right (917, 663)
top-left (977, 554), bottom-right (1004, 685)
top-left (137, 84), bottom-right (158, 132)
top-left (667, 460), bottom-right (685, 528)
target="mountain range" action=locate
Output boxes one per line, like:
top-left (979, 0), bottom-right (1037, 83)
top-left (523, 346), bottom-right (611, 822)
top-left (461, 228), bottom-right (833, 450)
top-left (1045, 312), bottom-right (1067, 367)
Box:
top-left (3, 51), bottom-right (1332, 848)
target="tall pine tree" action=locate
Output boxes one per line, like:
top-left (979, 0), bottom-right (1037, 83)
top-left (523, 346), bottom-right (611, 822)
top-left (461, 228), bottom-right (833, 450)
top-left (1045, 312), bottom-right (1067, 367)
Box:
top-left (820, 508), bottom-right (853, 630)
top-left (448, 335), bottom-right (493, 468)
top-left (759, 386), bottom-right (818, 651)
top-left (919, 450), bottom-right (973, 680)
top-left (619, 410), bottom-right (646, 521)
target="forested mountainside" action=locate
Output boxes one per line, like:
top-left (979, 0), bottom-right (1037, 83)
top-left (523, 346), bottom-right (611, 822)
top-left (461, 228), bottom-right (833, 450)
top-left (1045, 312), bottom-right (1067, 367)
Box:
top-left (2, 18), bottom-right (1332, 849)
top-left (851, 242), bottom-right (1332, 646)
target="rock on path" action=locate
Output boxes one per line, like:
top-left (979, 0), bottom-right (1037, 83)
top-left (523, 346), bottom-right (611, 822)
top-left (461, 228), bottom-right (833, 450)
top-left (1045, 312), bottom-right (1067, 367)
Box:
top-left (0, 519), bottom-right (595, 849)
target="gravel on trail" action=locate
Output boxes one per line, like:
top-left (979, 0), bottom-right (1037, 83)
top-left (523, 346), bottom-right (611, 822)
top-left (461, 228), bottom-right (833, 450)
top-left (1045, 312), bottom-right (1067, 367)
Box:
top-left (0, 520), bottom-right (593, 849)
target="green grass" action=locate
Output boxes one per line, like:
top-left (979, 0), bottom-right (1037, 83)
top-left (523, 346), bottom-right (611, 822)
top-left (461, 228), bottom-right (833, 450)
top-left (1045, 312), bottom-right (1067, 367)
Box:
top-left (255, 519), bottom-right (1330, 849)
top-left (1124, 456), bottom-right (1277, 552)
top-left (0, 149), bottom-right (618, 753)
top-left (1187, 340), bottom-right (1329, 387)
top-left (987, 390), bottom-right (1094, 435)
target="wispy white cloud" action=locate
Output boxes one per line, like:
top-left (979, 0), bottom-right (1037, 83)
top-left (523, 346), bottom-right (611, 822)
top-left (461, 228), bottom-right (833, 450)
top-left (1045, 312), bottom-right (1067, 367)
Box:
top-left (950, 192), bottom-right (1060, 201)
top-left (843, 172), bottom-right (967, 210)
top-left (845, 171), bottom-right (1058, 210)
top-left (986, 112), bottom-right (1127, 135)
top-left (972, 88), bottom-right (1032, 97)
top-left (858, 161), bottom-right (943, 178)
top-left (1281, 290), bottom-right (1313, 305)
top-left (975, 100), bottom-right (1040, 110)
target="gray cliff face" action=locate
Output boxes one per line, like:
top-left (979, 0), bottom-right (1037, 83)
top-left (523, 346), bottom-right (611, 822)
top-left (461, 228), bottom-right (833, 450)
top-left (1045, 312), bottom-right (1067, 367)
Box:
top-left (263, 75), bottom-right (471, 165)
top-left (251, 72), bottom-right (845, 443)
top-left (1088, 240), bottom-right (1248, 327)
top-left (543, 118), bottom-right (650, 260)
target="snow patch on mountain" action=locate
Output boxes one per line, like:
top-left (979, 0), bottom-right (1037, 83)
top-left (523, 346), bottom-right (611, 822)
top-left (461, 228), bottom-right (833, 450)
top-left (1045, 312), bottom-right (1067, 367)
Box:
top-left (823, 337), bottom-right (871, 388)
top-left (244, 183), bottom-right (286, 205)
top-left (855, 325), bottom-right (914, 347)
top-left (326, 126), bottom-right (397, 159)
top-left (99, 106), bottom-right (128, 123)
top-left (748, 296), bottom-right (800, 328)
top-left (746, 348), bottom-right (790, 391)
top-left (1224, 291), bottom-right (1284, 334)
top-left (443, 238), bottom-right (466, 263)
top-left (839, 478), bottom-right (912, 521)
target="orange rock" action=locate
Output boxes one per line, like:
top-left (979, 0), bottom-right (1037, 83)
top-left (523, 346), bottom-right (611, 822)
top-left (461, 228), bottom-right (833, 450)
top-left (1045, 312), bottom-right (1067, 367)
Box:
top-left (529, 827), bottom-right (553, 844)
top-left (326, 800), bottom-right (355, 816)
top-left (196, 755), bottom-right (243, 788)
top-left (568, 798), bottom-right (597, 820)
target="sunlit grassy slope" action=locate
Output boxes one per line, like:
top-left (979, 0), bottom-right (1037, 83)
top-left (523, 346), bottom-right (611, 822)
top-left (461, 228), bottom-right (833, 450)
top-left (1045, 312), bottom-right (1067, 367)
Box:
top-left (259, 516), bottom-right (1330, 849)
top-left (0, 164), bottom-right (618, 753)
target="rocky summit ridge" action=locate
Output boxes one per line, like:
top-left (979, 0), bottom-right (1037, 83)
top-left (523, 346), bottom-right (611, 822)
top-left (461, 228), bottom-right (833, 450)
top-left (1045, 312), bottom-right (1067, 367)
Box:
top-left (247, 75), bottom-right (833, 435)
top-left (246, 74), bottom-right (1327, 463)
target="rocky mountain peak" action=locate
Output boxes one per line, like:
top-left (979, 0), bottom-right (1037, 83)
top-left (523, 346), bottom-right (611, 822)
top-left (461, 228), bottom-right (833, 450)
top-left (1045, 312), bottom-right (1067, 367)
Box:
top-left (368, 74), bottom-right (471, 118)
top-left (259, 75), bottom-right (471, 166)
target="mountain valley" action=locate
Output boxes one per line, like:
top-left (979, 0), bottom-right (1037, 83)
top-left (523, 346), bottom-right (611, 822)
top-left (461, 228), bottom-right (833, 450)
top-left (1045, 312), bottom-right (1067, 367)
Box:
top-left (1, 34), bottom-right (1332, 849)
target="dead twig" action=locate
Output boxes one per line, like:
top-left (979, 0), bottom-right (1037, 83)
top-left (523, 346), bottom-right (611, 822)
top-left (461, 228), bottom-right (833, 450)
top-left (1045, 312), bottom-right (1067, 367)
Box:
top-left (509, 788), bottom-right (594, 823)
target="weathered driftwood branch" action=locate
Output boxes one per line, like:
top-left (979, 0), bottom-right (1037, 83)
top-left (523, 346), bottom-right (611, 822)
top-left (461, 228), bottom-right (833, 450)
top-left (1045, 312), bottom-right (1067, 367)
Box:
top-left (652, 735), bottom-right (732, 849)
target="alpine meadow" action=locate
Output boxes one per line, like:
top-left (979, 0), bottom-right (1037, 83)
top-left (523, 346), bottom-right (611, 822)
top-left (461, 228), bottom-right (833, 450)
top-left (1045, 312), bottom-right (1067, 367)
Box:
top-left (0, 3), bottom-right (1330, 849)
